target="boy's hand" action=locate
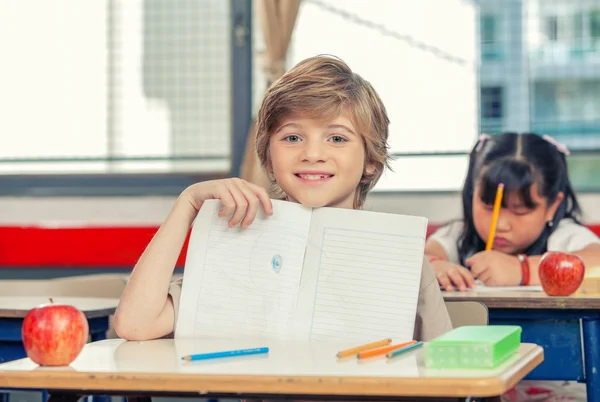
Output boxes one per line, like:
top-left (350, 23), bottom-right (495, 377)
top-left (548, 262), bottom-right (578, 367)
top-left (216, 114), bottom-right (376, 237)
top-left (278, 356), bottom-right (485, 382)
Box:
top-left (182, 178), bottom-right (273, 229)
top-left (466, 250), bottom-right (521, 286)
top-left (432, 260), bottom-right (477, 292)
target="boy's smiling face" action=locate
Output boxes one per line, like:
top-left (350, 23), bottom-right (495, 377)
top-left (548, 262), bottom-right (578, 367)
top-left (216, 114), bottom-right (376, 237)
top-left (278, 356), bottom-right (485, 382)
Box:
top-left (268, 111), bottom-right (373, 209)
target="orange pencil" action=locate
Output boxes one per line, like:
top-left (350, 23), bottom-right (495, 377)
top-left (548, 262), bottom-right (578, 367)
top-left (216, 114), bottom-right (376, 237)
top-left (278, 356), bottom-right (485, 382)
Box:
top-left (357, 340), bottom-right (417, 359)
top-left (485, 183), bottom-right (504, 251)
top-left (336, 338), bottom-right (392, 358)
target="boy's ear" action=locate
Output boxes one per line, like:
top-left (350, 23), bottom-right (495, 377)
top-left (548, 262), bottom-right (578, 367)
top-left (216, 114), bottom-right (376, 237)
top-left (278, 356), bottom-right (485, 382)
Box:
top-left (265, 147), bottom-right (274, 172)
top-left (365, 163), bottom-right (376, 176)
top-left (546, 191), bottom-right (564, 221)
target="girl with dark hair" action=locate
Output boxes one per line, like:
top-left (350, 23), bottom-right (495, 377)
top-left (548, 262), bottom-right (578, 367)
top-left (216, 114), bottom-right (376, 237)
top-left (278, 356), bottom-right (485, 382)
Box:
top-left (425, 132), bottom-right (600, 292)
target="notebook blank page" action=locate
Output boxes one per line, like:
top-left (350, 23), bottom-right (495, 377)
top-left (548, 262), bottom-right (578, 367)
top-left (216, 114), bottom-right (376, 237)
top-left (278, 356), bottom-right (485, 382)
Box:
top-left (299, 208), bottom-right (428, 344)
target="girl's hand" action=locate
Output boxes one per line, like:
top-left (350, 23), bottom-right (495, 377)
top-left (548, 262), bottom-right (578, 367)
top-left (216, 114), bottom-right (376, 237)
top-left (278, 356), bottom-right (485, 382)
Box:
top-left (432, 260), bottom-right (477, 292)
top-left (466, 250), bottom-right (521, 286)
top-left (182, 178), bottom-right (273, 229)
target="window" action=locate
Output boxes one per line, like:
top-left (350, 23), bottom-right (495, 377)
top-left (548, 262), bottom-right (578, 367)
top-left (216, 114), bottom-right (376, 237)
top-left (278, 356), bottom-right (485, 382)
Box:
top-left (480, 86), bottom-right (503, 135)
top-left (532, 80), bottom-right (600, 149)
top-left (546, 16), bottom-right (559, 41)
top-left (591, 9), bottom-right (600, 39)
top-left (481, 15), bottom-right (497, 44)
top-left (0, 0), bottom-right (233, 175)
top-left (481, 87), bottom-right (503, 119)
top-left (480, 14), bottom-right (503, 60)
top-left (287, 0), bottom-right (478, 191)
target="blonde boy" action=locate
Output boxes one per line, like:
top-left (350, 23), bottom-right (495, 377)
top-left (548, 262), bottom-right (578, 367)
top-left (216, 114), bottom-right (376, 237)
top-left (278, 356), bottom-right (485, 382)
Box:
top-left (114, 55), bottom-right (452, 342)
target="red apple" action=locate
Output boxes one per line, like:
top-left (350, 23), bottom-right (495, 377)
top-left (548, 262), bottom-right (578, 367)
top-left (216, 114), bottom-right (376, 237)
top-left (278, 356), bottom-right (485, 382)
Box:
top-left (21, 298), bottom-right (89, 366)
top-left (539, 251), bottom-right (585, 296)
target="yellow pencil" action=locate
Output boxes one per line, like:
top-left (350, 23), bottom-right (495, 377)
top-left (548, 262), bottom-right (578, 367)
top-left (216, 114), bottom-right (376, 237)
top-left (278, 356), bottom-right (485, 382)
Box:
top-left (336, 338), bottom-right (392, 358)
top-left (485, 183), bottom-right (504, 251)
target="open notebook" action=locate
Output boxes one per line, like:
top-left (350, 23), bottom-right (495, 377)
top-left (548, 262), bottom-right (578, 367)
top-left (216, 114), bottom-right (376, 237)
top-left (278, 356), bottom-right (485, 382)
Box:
top-left (471, 280), bottom-right (543, 292)
top-left (175, 199), bottom-right (428, 344)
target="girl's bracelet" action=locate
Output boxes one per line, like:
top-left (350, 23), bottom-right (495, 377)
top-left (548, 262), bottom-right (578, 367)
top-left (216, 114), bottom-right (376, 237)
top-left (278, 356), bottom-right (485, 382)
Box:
top-left (517, 254), bottom-right (531, 286)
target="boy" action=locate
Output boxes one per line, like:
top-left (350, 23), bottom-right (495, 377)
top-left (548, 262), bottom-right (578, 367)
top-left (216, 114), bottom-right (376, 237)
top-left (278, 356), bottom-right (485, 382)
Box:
top-left (114, 55), bottom-right (452, 342)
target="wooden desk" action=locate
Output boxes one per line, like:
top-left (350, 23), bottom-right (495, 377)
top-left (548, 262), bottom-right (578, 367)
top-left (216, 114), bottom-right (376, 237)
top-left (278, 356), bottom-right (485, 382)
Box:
top-left (444, 290), bottom-right (600, 402)
top-left (443, 290), bottom-right (600, 309)
top-left (0, 338), bottom-right (543, 401)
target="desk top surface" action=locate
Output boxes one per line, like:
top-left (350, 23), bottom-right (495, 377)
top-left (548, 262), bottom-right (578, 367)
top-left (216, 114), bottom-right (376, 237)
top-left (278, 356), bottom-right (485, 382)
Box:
top-left (0, 337), bottom-right (543, 398)
top-left (443, 289), bottom-right (600, 309)
top-left (0, 297), bottom-right (119, 318)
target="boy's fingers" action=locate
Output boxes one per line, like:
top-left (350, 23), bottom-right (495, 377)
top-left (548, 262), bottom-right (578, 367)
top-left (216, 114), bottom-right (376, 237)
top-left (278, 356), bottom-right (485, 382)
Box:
top-left (217, 186), bottom-right (237, 218)
top-left (247, 182), bottom-right (273, 215)
top-left (233, 182), bottom-right (260, 229)
top-left (224, 182), bottom-right (248, 227)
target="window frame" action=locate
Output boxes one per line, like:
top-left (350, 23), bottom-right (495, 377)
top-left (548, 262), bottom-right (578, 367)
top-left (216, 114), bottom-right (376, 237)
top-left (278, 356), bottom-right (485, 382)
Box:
top-left (0, 0), bottom-right (253, 198)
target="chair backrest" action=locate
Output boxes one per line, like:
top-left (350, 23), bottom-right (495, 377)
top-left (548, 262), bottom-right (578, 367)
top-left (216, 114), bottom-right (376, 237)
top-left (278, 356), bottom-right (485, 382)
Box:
top-left (0, 274), bottom-right (128, 298)
top-left (0, 279), bottom-right (60, 297)
top-left (445, 300), bottom-right (489, 327)
top-left (0, 274), bottom-right (128, 339)
top-left (49, 273), bottom-right (129, 298)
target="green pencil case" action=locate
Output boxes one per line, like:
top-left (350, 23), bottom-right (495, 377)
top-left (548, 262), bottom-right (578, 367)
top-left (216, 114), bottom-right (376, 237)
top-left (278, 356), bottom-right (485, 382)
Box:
top-left (424, 325), bottom-right (522, 369)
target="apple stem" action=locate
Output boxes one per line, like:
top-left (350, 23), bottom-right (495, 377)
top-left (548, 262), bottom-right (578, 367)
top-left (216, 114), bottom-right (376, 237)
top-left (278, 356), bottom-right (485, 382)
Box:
top-left (49, 297), bottom-right (53, 304)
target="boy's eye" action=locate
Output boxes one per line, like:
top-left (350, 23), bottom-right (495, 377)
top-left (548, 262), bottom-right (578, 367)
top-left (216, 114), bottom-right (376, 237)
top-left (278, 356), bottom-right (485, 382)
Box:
top-left (329, 135), bottom-right (347, 143)
top-left (283, 135), bottom-right (301, 142)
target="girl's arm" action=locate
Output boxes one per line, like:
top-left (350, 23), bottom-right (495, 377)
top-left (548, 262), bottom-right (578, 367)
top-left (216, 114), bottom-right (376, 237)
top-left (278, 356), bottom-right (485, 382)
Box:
top-left (526, 243), bottom-right (600, 285)
top-left (425, 239), bottom-right (477, 291)
top-left (424, 238), bottom-right (449, 260)
top-left (113, 191), bottom-right (198, 341)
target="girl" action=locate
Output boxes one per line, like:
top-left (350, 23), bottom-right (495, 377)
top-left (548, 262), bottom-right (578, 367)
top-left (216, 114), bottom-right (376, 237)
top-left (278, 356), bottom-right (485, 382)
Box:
top-left (426, 132), bottom-right (600, 292)
top-left (113, 55), bottom-right (452, 342)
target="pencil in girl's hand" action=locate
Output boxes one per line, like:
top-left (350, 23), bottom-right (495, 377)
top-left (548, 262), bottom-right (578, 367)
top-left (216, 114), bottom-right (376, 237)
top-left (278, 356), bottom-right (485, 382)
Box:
top-left (336, 338), bottom-right (392, 358)
top-left (357, 340), bottom-right (416, 359)
top-left (485, 183), bottom-right (504, 251)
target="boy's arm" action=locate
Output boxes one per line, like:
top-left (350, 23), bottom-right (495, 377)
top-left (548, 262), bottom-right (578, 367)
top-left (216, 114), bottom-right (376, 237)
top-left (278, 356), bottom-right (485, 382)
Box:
top-left (114, 191), bottom-right (198, 341)
top-left (413, 258), bottom-right (453, 341)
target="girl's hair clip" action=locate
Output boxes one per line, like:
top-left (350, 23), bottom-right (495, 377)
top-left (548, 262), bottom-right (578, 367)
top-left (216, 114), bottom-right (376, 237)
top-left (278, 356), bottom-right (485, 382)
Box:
top-left (542, 134), bottom-right (570, 156)
top-left (475, 133), bottom-right (491, 152)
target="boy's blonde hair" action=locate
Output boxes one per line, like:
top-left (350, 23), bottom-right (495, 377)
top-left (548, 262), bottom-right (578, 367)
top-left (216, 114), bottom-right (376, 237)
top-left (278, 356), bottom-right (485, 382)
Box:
top-left (255, 55), bottom-right (391, 208)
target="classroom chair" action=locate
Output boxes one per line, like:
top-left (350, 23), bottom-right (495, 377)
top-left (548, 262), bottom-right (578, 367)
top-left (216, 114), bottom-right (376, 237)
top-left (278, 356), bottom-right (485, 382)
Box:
top-left (0, 273), bottom-right (128, 298)
top-left (0, 273), bottom-right (128, 339)
top-left (445, 300), bottom-right (489, 327)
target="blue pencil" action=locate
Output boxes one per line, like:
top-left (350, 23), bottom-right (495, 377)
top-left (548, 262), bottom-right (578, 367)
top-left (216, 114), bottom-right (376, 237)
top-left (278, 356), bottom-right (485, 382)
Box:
top-left (386, 341), bottom-right (423, 359)
top-left (182, 347), bottom-right (269, 361)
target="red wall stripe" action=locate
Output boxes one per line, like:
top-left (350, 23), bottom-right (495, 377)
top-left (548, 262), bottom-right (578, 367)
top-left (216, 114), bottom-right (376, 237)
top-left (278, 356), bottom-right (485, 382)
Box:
top-left (0, 225), bottom-right (598, 268)
top-left (0, 226), bottom-right (190, 267)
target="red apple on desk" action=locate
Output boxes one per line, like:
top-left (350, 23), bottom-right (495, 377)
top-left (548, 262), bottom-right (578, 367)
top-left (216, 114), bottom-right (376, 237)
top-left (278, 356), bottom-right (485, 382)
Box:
top-left (539, 251), bottom-right (585, 296)
top-left (21, 298), bottom-right (89, 366)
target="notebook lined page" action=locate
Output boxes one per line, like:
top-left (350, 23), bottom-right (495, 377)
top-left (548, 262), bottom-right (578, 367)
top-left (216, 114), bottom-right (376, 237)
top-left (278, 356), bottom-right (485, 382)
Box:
top-left (299, 208), bottom-right (427, 344)
top-left (175, 199), bottom-right (312, 339)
